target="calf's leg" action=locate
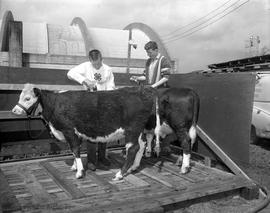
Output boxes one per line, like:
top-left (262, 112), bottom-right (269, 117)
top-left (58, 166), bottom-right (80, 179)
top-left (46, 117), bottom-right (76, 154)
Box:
top-left (145, 132), bottom-right (154, 157)
top-left (128, 133), bottom-right (145, 172)
top-left (64, 130), bottom-right (84, 179)
top-left (174, 126), bottom-right (193, 174)
top-left (180, 125), bottom-right (197, 172)
top-left (113, 142), bottom-right (139, 181)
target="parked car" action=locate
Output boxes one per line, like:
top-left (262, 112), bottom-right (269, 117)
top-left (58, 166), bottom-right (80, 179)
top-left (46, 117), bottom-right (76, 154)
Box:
top-left (251, 72), bottom-right (270, 144)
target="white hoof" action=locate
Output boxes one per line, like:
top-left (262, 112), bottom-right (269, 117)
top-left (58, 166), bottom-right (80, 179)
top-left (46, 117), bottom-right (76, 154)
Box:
top-left (180, 166), bottom-right (191, 174)
top-left (113, 170), bottom-right (123, 181)
top-left (70, 164), bottom-right (77, 171)
top-left (76, 170), bottom-right (84, 179)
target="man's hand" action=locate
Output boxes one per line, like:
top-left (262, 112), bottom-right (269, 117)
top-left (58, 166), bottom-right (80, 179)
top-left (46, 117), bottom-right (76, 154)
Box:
top-left (82, 79), bottom-right (96, 91)
top-left (130, 76), bottom-right (146, 83)
top-left (130, 76), bottom-right (138, 83)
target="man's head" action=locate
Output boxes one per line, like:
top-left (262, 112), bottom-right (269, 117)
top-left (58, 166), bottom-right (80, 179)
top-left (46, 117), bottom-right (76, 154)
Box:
top-left (89, 49), bottom-right (103, 69)
top-left (144, 41), bottom-right (159, 60)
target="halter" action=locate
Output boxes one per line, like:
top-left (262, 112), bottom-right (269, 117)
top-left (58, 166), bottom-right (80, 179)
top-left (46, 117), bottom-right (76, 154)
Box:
top-left (16, 94), bottom-right (55, 139)
top-left (16, 98), bottom-right (40, 117)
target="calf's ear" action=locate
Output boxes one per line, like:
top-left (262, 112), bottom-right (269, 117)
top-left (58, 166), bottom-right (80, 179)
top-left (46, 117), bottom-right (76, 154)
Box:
top-left (33, 88), bottom-right (41, 98)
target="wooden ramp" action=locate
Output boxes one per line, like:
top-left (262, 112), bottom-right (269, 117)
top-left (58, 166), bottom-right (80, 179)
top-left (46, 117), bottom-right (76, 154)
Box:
top-left (0, 150), bottom-right (255, 213)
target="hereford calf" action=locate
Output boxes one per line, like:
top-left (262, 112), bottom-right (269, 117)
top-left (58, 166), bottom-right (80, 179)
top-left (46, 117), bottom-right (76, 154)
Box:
top-left (12, 84), bottom-right (156, 180)
top-left (12, 84), bottom-right (199, 180)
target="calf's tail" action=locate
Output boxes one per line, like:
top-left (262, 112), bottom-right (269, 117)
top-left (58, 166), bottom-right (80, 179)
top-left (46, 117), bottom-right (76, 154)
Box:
top-left (192, 91), bottom-right (200, 126)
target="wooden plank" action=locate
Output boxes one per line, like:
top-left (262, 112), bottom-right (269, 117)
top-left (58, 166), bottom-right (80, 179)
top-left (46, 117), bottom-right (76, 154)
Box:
top-left (0, 120), bottom-right (45, 132)
top-left (162, 154), bottom-right (214, 177)
top-left (124, 173), bottom-right (150, 188)
top-left (197, 125), bottom-right (252, 181)
top-left (156, 176), bottom-right (254, 207)
top-left (0, 110), bottom-right (40, 120)
top-left (110, 152), bottom-right (187, 189)
top-left (0, 66), bottom-right (141, 87)
top-left (77, 176), bottom-right (253, 213)
top-left (18, 164), bottom-right (54, 205)
top-left (40, 161), bottom-right (85, 199)
top-left (108, 168), bottom-right (150, 189)
top-left (140, 168), bottom-right (174, 188)
top-left (0, 168), bottom-right (21, 212)
top-left (0, 83), bottom-right (84, 91)
top-left (142, 158), bottom-right (199, 183)
top-left (8, 21), bottom-right (22, 67)
top-left (89, 200), bottom-right (164, 213)
top-left (87, 170), bottom-right (119, 192)
top-left (109, 153), bottom-right (173, 188)
top-left (23, 53), bottom-right (146, 68)
top-left (27, 63), bottom-right (75, 70)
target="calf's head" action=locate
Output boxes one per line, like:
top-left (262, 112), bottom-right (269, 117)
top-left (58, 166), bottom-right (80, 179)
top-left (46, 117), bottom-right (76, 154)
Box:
top-left (12, 83), bottom-right (41, 116)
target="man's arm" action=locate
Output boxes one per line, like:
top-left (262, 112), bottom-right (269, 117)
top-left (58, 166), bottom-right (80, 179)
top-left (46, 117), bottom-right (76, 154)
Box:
top-left (67, 64), bottom-right (86, 84)
top-left (152, 57), bottom-right (171, 88)
top-left (105, 68), bottom-right (116, 90)
top-left (130, 75), bottom-right (146, 83)
top-left (151, 76), bottom-right (168, 88)
top-left (67, 63), bottom-right (95, 90)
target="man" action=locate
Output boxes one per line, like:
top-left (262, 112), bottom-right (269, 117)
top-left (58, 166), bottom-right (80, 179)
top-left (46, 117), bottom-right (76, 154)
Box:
top-left (130, 41), bottom-right (171, 88)
top-left (131, 41), bottom-right (174, 156)
top-left (67, 49), bottom-right (115, 169)
top-left (68, 49), bottom-right (115, 91)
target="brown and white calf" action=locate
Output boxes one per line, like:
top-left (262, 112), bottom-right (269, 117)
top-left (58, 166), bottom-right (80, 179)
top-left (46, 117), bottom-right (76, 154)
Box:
top-left (143, 88), bottom-right (200, 174)
top-left (12, 84), bottom-right (199, 180)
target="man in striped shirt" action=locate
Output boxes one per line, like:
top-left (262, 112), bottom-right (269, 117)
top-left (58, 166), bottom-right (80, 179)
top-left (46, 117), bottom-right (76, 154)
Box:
top-left (131, 41), bottom-right (171, 88)
top-left (131, 41), bottom-right (173, 156)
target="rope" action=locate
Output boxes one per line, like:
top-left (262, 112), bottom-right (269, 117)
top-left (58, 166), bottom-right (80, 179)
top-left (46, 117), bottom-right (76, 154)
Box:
top-left (26, 116), bottom-right (49, 139)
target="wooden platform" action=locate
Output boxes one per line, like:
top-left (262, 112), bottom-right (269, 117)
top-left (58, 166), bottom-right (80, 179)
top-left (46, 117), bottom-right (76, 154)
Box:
top-left (0, 150), bottom-right (256, 213)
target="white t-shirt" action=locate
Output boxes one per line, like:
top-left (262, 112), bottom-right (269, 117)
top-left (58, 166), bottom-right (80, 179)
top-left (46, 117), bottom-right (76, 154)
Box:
top-left (67, 61), bottom-right (115, 91)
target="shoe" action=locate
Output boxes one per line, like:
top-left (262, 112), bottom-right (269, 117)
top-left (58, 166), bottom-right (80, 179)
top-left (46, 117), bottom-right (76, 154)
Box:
top-left (87, 162), bottom-right (96, 171)
top-left (98, 157), bottom-right (111, 166)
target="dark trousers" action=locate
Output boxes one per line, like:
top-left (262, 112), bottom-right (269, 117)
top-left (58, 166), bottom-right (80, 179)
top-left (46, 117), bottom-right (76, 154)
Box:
top-left (87, 142), bottom-right (109, 168)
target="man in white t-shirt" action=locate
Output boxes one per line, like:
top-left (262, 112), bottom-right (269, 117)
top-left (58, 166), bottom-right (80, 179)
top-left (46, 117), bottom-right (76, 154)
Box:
top-left (67, 49), bottom-right (115, 169)
top-left (67, 49), bottom-right (115, 91)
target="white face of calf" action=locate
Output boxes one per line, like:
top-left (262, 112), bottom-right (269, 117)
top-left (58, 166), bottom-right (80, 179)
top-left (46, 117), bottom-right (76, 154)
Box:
top-left (12, 84), bottom-right (38, 115)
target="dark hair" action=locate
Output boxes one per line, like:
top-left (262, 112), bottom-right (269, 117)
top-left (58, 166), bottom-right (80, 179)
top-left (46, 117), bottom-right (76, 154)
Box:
top-left (89, 49), bottom-right (102, 61)
top-left (144, 41), bottom-right (158, 51)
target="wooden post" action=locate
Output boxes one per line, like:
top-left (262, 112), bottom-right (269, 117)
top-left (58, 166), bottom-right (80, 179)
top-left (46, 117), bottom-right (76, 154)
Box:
top-left (126, 29), bottom-right (132, 74)
top-left (8, 21), bottom-right (23, 67)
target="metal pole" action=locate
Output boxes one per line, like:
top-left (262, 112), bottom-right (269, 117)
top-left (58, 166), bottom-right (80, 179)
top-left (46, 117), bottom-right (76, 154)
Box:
top-left (126, 29), bottom-right (132, 74)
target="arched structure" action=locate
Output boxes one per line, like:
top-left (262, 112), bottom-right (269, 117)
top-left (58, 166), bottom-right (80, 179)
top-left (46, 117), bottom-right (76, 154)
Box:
top-left (124, 22), bottom-right (171, 62)
top-left (0, 10), bottom-right (14, 51)
top-left (71, 17), bottom-right (93, 55)
top-left (0, 10), bottom-right (173, 72)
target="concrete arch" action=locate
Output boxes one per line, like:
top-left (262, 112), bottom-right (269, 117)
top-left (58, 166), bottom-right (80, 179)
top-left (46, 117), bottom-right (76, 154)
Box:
top-left (0, 10), bottom-right (14, 51)
top-left (70, 17), bottom-right (93, 55)
top-left (124, 22), bottom-right (171, 61)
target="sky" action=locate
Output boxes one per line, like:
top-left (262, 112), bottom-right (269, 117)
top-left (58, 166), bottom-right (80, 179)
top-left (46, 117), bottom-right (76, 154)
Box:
top-left (0, 0), bottom-right (269, 72)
